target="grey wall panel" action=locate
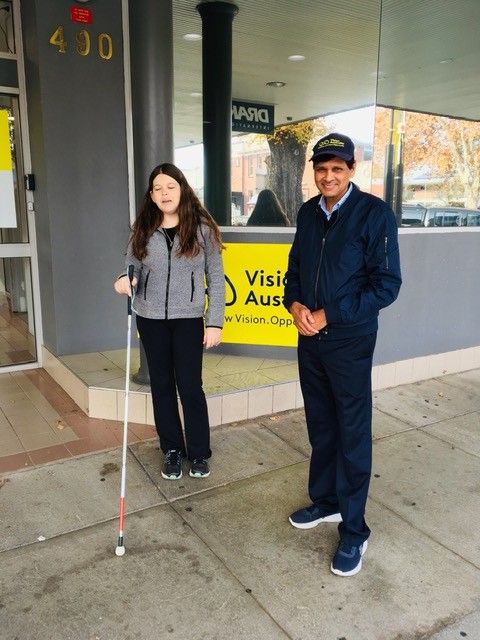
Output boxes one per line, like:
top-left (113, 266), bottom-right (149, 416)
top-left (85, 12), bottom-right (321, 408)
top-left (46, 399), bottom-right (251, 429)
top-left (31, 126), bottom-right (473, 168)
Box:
top-left (375, 231), bottom-right (480, 364)
top-left (22, 0), bottom-right (130, 354)
top-left (220, 229), bottom-right (480, 364)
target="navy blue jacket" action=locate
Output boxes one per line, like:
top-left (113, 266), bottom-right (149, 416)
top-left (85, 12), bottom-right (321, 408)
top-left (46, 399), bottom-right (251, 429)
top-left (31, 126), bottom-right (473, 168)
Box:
top-left (284, 183), bottom-right (402, 338)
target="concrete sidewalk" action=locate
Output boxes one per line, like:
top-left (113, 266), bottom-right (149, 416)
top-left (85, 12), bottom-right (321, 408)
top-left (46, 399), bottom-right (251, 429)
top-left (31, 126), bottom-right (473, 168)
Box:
top-left (1, 370), bottom-right (479, 640)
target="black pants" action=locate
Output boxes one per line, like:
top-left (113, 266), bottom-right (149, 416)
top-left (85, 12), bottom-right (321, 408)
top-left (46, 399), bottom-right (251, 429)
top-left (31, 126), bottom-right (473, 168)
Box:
top-left (298, 332), bottom-right (377, 546)
top-left (136, 315), bottom-right (210, 460)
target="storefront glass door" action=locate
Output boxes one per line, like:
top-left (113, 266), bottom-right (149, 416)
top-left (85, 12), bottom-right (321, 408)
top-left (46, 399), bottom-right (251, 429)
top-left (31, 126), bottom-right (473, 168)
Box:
top-left (0, 92), bottom-right (41, 369)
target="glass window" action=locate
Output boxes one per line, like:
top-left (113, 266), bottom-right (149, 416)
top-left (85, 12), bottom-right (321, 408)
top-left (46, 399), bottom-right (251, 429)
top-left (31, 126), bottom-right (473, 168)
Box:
top-left (466, 211), bottom-right (480, 226)
top-left (401, 205), bottom-right (426, 227)
top-left (0, 1), bottom-right (14, 55)
top-left (173, 0), bottom-right (381, 227)
top-left (0, 95), bottom-right (29, 243)
top-left (0, 257), bottom-right (36, 366)
top-left (373, 107), bottom-right (480, 226)
top-left (376, 1), bottom-right (480, 226)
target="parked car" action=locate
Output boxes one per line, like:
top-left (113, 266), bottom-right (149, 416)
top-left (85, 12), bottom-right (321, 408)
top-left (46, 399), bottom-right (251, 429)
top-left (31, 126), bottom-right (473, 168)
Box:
top-left (401, 204), bottom-right (427, 227)
top-left (401, 204), bottom-right (480, 227)
top-left (465, 210), bottom-right (480, 226)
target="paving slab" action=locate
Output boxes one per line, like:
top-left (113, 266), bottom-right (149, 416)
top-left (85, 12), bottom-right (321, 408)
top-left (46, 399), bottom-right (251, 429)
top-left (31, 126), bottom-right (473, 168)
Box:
top-left (176, 464), bottom-right (480, 640)
top-left (261, 407), bottom-right (414, 450)
top-left (422, 412), bottom-right (480, 458)
top-left (0, 504), bottom-right (288, 640)
top-left (371, 429), bottom-right (480, 567)
top-left (221, 370), bottom-right (276, 390)
top-left (372, 408), bottom-right (414, 440)
top-left (373, 379), bottom-right (480, 427)
top-left (440, 369), bottom-right (480, 397)
top-left (129, 421), bottom-right (306, 501)
top-left (426, 610), bottom-right (480, 639)
top-left (259, 409), bottom-right (311, 456)
top-left (0, 449), bottom-right (163, 552)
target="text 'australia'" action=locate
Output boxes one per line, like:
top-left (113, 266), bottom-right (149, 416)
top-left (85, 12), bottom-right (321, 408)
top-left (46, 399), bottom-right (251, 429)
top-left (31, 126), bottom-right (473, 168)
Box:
top-left (244, 269), bottom-right (286, 307)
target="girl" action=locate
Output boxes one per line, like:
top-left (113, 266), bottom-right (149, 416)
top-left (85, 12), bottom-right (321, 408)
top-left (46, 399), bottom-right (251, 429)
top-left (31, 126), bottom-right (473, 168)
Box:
top-left (114, 163), bottom-right (225, 480)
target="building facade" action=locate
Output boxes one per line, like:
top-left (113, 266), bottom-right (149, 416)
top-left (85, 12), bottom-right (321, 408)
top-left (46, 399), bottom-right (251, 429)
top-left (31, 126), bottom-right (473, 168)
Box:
top-left (0, 0), bottom-right (479, 382)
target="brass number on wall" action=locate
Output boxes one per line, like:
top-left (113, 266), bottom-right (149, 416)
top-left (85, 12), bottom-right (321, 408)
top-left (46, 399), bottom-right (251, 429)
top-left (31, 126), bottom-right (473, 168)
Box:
top-left (76, 30), bottom-right (91, 56)
top-left (98, 33), bottom-right (113, 60)
top-left (49, 26), bottom-right (113, 61)
top-left (49, 26), bottom-right (67, 53)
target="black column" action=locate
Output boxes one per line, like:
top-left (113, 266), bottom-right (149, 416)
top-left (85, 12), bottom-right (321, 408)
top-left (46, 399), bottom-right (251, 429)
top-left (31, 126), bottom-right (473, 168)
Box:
top-left (129, 0), bottom-right (174, 204)
top-left (197, 1), bottom-right (238, 225)
top-left (129, 0), bottom-right (174, 384)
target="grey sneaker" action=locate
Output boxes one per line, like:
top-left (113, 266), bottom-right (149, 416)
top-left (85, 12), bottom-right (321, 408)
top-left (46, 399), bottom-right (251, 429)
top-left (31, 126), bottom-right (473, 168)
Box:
top-left (161, 449), bottom-right (183, 480)
top-left (189, 458), bottom-right (210, 478)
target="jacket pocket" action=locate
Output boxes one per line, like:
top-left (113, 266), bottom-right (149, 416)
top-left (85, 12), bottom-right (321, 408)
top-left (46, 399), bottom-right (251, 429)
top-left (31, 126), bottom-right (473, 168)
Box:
top-left (190, 271), bottom-right (195, 302)
top-left (143, 270), bottom-right (151, 300)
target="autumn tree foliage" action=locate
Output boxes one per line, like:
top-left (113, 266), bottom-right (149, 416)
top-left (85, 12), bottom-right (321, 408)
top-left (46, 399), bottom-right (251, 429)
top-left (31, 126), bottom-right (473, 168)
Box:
top-left (265, 119), bottom-right (327, 224)
top-left (373, 107), bottom-right (480, 208)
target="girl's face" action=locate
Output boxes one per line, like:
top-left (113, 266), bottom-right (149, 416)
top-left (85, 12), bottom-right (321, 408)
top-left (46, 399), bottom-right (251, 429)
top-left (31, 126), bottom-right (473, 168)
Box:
top-left (150, 173), bottom-right (181, 216)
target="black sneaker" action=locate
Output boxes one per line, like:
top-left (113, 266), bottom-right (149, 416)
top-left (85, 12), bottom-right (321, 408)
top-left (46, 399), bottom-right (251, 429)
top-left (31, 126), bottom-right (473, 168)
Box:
top-left (289, 504), bottom-right (342, 529)
top-left (161, 449), bottom-right (183, 480)
top-left (189, 458), bottom-right (210, 478)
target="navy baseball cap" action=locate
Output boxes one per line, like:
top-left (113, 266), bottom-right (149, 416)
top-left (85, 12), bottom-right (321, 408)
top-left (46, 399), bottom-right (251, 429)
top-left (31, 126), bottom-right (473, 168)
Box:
top-left (310, 133), bottom-right (355, 162)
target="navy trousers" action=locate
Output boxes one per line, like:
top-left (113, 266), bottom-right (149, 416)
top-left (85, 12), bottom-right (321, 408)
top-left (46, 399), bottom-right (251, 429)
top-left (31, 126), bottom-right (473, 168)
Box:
top-left (136, 315), bottom-right (211, 461)
top-left (298, 332), bottom-right (377, 545)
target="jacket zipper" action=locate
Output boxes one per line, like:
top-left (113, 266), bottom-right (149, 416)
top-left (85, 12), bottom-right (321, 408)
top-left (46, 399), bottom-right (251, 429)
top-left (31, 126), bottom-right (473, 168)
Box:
top-left (165, 249), bottom-right (172, 319)
top-left (314, 210), bottom-right (340, 308)
top-left (384, 235), bottom-right (389, 270)
top-left (190, 271), bottom-right (195, 302)
top-left (314, 237), bottom-right (326, 309)
top-left (143, 270), bottom-right (150, 300)
top-left (160, 229), bottom-right (173, 320)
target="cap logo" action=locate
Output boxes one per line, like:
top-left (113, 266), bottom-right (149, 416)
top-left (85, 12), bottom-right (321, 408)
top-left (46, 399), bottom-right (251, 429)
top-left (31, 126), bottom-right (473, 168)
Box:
top-left (317, 137), bottom-right (345, 149)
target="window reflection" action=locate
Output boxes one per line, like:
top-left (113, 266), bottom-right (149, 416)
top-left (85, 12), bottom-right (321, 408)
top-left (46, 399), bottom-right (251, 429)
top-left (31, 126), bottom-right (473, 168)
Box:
top-left (377, 0), bottom-right (480, 227)
top-left (0, 1), bottom-right (14, 55)
top-left (0, 257), bottom-right (36, 366)
top-left (246, 189), bottom-right (289, 227)
top-left (0, 96), bottom-right (29, 242)
top-left (374, 108), bottom-right (480, 227)
top-left (173, 0), bottom-right (381, 227)
top-left (175, 107), bottom-right (380, 227)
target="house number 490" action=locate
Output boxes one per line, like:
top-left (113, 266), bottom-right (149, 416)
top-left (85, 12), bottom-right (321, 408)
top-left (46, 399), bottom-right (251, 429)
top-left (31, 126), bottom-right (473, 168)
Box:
top-left (49, 26), bottom-right (113, 60)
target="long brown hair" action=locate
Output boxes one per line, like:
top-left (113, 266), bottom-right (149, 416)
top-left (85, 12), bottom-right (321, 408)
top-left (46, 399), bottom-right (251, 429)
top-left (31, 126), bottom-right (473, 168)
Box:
top-left (130, 163), bottom-right (222, 260)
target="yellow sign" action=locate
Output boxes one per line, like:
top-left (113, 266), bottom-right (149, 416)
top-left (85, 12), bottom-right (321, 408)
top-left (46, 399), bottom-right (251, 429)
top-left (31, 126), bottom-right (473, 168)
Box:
top-left (222, 243), bottom-right (297, 346)
top-left (0, 110), bottom-right (13, 171)
top-left (0, 110), bottom-right (16, 228)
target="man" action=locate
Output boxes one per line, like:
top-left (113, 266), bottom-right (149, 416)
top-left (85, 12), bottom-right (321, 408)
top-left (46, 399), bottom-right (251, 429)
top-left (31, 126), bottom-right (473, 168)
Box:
top-left (284, 133), bottom-right (401, 576)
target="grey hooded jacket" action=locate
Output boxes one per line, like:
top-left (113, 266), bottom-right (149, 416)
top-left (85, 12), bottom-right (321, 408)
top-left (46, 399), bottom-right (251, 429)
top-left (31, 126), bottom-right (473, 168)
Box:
top-left (125, 224), bottom-right (225, 327)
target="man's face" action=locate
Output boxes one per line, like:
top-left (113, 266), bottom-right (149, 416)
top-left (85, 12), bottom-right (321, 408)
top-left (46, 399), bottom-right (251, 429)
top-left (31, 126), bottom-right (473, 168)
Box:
top-left (314, 157), bottom-right (356, 204)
